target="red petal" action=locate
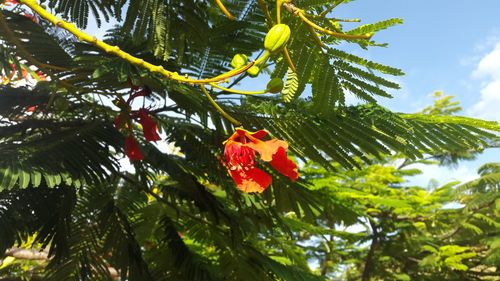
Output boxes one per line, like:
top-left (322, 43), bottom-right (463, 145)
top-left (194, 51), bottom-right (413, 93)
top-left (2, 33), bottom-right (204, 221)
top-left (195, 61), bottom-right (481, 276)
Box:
top-left (114, 115), bottom-right (123, 129)
top-left (235, 128), bottom-right (268, 139)
top-left (224, 140), bottom-right (255, 168)
top-left (138, 109), bottom-right (161, 142)
top-left (245, 139), bottom-right (288, 162)
top-left (124, 136), bottom-right (144, 161)
top-left (228, 167), bottom-right (272, 193)
top-left (270, 147), bottom-right (298, 181)
top-left (224, 128), bottom-right (268, 144)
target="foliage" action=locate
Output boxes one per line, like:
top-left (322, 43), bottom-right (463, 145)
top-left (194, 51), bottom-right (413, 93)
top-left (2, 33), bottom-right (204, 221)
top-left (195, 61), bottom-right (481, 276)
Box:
top-left (0, 0), bottom-right (498, 280)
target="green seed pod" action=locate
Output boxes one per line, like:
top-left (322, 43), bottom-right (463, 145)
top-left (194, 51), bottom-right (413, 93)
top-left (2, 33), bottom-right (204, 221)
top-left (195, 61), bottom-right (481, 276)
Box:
top-left (264, 24), bottom-right (291, 53)
top-left (230, 54), bottom-right (248, 69)
top-left (266, 78), bottom-right (284, 93)
top-left (247, 65), bottom-right (261, 77)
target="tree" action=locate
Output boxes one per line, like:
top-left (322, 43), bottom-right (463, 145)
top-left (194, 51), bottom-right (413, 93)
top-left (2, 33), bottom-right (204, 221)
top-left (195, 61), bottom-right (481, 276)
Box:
top-left (0, 0), bottom-right (498, 280)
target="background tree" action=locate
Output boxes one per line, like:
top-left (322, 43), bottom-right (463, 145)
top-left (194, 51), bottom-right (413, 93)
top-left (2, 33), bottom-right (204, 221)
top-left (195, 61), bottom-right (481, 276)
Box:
top-left (0, 0), bottom-right (498, 280)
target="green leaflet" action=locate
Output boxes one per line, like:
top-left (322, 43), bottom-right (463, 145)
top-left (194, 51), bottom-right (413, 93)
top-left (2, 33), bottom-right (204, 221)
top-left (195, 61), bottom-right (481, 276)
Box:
top-left (312, 58), bottom-right (341, 113)
top-left (328, 48), bottom-right (404, 75)
top-left (346, 18), bottom-right (404, 35)
top-left (281, 68), bottom-right (299, 103)
top-left (0, 161), bottom-right (83, 191)
top-left (47, 0), bottom-right (117, 28)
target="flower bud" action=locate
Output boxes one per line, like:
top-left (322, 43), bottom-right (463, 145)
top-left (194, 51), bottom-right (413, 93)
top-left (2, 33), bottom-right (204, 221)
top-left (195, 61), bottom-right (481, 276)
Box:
top-left (264, 24), bottom-right (291, 53)
top-left (230, 54), bottom-right (248, 69)
top-left (266, 78), bottom-right (284, 93)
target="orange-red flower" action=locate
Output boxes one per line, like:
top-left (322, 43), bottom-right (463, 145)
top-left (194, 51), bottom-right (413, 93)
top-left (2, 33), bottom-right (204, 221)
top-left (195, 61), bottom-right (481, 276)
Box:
top-left (124, 135), bottom-right (144, 161)
top-left (224, 129), bottom-right (298, 193)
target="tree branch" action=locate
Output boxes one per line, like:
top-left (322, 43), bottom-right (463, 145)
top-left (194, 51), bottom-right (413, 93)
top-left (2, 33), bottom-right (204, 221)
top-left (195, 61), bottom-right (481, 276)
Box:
top-left (361, 219), bottom-right (378, 281)
top-left (4, 248), bottom-right (48, 260)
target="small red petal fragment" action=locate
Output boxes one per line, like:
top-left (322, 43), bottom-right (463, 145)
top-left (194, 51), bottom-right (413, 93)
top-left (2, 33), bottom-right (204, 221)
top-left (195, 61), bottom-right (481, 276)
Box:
top-left (26, 106), bottom-right (37, 113)
top-left (270, 147), bottom-right (299, 181)
top-left (124, 135), bottom-right (144, 161)
top-left (137, 108), bottom-right (161, 142)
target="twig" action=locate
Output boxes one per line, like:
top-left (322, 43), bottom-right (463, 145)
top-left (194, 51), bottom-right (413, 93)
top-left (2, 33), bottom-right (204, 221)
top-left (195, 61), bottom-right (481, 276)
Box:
top-left (361, 218), bottom-right (378, 281)
top-left (200, 85), bottom-right (242, 126)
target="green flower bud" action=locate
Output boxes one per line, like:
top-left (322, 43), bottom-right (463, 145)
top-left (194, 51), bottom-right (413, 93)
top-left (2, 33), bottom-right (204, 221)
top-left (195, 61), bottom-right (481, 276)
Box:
top-left (266, 78), bottom-right (284, 93)
top-left (264, 24), bottom-right (291, 53)
top-left (247, 65), bottom-right (261, 77)
top-left (230, 54), bottom-right (248, 69)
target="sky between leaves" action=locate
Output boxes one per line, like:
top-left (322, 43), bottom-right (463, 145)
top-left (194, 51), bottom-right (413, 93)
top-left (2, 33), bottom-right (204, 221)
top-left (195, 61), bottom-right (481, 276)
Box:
top-left (86, 0), bottom-right (500, 187)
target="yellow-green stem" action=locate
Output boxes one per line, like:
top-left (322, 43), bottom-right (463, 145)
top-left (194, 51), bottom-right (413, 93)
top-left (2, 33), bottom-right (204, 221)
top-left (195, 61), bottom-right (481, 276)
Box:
top-left (282, 47), bottom-right (296, 72)
top-left (254, 51), bottom-right (270, 66)
top-left (305, 23), bottom-right (326, 48)
top-left (297, 10), bottom-right (372, 40)
top-left (19, 0), bottom-right (254, 84)
top-left (200, 85), bottom-right (242, 127)
top-left (215, 0), bottom-right (236, 20)
top-left (276, 0), bottom-right (282, 24)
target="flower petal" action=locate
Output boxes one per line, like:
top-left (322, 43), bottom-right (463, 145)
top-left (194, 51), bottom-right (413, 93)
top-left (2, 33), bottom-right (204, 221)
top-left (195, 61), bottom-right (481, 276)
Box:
top-left (124, 136), bottom-right (144, 161)
top-left (224, 128), bottom-right (268, 144)
top-left (245, 139), bottom-right (288, 162)
top-left (270, 147), bottom-right (298, 181)
top-left (228, 167), bottom-right (272, 193)
top-left (224, 140), bottom-right (255, 168)
top-left (245, 129), bottom-right (268, 139)
top-left (138, 109), bottom-right (161, 142)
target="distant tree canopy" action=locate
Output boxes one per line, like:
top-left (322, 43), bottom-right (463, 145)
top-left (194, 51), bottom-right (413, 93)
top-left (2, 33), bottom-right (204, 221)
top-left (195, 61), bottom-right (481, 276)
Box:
top-left (0, 0), bottom-right (498, 280)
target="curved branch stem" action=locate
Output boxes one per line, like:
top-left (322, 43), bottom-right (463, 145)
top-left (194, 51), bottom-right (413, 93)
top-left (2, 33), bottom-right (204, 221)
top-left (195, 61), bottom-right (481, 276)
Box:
top-left (297, 11), bottom-right (371, 40)
top-left (215, 0), bottom-right (236, 20)
top-left (282, 47), bottom-right (297, 72)
top-left (200, 85), bottom-right (242, 127)
top-left (362, 218), bottom-right (378, 281)
top-left (276, 0), bottom-right (282, 24)
top-left (19, 0), bottom-right (254, 85)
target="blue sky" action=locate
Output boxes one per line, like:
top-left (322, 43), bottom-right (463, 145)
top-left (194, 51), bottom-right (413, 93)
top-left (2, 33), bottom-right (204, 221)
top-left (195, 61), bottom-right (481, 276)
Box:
top-left (335, 0), bottom-right (500, 112)
top-left (333, 0), bottom-right (500, 185)
top-left (88, 1), bottom-right (500, 186)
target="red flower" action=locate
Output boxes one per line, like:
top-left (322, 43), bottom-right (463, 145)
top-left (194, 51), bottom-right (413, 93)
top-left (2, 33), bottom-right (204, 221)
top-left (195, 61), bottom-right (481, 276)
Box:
top-left (224, 128), bottom-right (298, 193)
top-left (137, 108), bottom-right (161, 142)
top-left (124, 135), bottom-right (144, 161)
top-left (4, 0), bottom-right (19, 6)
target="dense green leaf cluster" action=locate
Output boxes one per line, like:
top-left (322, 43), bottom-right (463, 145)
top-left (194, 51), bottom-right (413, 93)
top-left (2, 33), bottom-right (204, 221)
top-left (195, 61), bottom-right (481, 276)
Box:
top-left (0, 0), bottom-right (498, 280)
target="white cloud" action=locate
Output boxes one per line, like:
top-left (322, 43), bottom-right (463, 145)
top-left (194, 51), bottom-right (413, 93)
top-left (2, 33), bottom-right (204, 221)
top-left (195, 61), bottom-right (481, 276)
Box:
top-left (469, 42), bottom-right (500, 121)
top-left (473, 42), bottom-right (500, 79)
